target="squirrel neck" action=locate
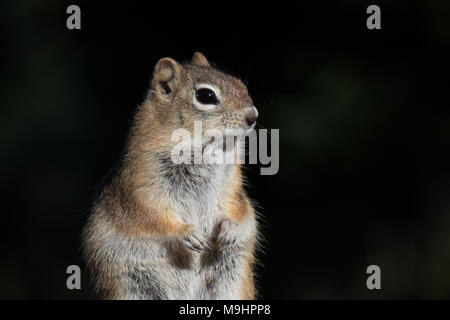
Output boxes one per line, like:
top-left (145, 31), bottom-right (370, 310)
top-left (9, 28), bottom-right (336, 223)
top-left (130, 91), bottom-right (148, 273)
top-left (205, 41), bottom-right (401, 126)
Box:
top-left (115, 100), bottom-right (244, 224)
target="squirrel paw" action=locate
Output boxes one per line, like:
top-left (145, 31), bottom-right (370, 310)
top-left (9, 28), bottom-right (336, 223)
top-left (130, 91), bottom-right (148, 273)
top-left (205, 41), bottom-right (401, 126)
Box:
top-left (182, 232), bottom-right (212, 253)
top-left (216, 219), bottom-right (244, 251)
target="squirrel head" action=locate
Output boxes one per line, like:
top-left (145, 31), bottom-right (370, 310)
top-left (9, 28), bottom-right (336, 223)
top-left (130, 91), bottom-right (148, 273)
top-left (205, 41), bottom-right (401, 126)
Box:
top-left (149, 52), bottom-right (258, 137)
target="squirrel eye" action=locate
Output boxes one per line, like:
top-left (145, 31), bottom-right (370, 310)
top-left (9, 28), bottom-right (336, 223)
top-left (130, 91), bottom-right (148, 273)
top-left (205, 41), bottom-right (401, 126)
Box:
top-left (195, 88), bottom-right (218, 105)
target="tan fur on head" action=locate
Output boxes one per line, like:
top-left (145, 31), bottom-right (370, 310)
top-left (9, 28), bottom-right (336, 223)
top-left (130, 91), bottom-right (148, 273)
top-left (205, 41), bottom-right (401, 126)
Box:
top-left (146, 53), bottom-right (256, 141)
top-left (192, 52), bottom-right (210, 67)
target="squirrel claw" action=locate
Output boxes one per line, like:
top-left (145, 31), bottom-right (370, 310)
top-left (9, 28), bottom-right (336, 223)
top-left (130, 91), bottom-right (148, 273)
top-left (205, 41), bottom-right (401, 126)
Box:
top-left (183, 233), bottom-right (212, 253)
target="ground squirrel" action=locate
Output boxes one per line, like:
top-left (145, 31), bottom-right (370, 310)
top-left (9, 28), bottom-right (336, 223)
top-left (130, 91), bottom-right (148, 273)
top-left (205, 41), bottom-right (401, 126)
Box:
top-left (82, 52), bottom-right (260, 299)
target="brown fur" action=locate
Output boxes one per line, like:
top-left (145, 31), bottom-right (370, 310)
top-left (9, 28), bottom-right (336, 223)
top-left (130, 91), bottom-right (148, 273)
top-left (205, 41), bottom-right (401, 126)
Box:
top-left (83, 52), bottom-right (259, 299)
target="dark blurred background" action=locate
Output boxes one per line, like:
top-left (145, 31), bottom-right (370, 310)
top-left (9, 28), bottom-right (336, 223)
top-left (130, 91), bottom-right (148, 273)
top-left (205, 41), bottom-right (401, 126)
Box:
top-left (1, 0), bottom-right (450, 299)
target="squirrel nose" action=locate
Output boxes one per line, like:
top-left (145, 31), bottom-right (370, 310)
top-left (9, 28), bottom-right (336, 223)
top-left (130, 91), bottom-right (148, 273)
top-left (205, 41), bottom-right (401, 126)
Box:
top-left (245, 107), bottom-right (258, 127)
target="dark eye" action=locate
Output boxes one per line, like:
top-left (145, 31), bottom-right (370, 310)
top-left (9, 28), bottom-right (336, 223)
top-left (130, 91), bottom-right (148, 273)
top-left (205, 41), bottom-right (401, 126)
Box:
top-left (196, 88), bottom-right (218, 105)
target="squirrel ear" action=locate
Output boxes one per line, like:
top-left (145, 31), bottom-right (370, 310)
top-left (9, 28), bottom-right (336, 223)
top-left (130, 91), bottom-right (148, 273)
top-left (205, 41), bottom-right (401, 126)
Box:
top-left (192, 52), bottom-right (210, 67)
top-left (152, 57), bottom-right (183, 99)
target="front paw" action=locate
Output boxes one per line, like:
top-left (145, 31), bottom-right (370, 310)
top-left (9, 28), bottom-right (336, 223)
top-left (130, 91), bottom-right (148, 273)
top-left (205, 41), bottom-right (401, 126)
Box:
top-left (182, 227), bottom-right (212, 253)
top-left (216, 219), bottom-right (244, 251)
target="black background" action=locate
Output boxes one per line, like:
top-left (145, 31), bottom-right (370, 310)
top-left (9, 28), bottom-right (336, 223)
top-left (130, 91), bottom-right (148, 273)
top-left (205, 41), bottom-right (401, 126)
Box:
top-left (1, 0), bottom-right (450, 299)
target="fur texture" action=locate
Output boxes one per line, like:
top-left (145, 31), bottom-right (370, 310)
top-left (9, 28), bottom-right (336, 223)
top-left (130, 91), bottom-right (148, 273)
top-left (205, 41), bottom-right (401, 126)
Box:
top-left (82, 52), bottom-right (259, 300)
